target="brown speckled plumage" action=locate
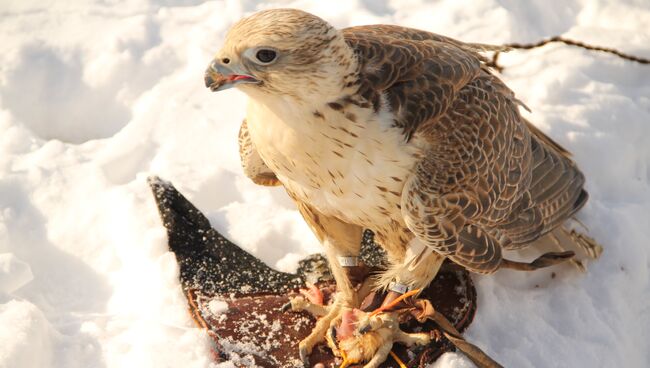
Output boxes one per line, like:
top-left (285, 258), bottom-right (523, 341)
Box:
top-left (236, 21), bottom-right (586, 274)
top-left (345, 27), bottom-right (587, 273)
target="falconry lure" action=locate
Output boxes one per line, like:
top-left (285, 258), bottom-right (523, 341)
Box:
top-left (204, 9), bottom-right (602, 367)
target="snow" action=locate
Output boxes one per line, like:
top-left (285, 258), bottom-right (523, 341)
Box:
top-left (0, 0), bottom-right (648, 367)
top-left (207, 300), bottom-right (229, 316)
top-left (0, 254), bottom-right (33, 294)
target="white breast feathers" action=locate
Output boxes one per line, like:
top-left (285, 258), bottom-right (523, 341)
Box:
top-left (245, 97), bottom-right (423, 228)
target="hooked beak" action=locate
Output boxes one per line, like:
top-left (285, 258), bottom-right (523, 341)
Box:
top-left (204, 59), bottom-right (259, 92)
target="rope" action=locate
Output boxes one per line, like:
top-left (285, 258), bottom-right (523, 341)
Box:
top-left (486, 36), bottom-right (650, 72)
top-left (389, 350), bottom-right (408, 368)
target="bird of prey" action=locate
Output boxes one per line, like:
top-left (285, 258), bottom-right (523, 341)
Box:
top-left (205, 9), bottom-right (601, 367)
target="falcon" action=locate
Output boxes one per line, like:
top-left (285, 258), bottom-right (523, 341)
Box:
top-left (204, 9), bottom-right (601, 367)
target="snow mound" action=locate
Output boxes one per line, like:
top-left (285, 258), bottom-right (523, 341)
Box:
top-left (0, 300), bottom-right (54, 368)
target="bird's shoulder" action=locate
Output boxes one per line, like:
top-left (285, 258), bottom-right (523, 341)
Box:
top-left (340, 25), bottom-right (497, 141)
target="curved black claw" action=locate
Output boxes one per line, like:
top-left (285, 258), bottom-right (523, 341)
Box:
top-left (280, 301), bottom-right (292, 313)
top-left (359, 322), bottom-right (372, 334)
top-left (329, 325), bottom-right (337, 341)
top-left (299, 346), bottom-right (310, 367)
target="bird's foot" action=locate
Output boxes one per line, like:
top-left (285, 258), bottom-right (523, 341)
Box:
top-left (335, 289), bottom-right (430, 368)
top-left (337, 310), bottom-right (429, 368)
top-left (283, 286), bottom-right (357, 366)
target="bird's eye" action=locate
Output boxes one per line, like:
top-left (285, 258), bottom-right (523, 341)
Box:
top-left (255, 49), bottom-right (277, 64)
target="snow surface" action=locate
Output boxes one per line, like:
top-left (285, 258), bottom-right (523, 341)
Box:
top-left (0, 0), bottom-right (649, 367)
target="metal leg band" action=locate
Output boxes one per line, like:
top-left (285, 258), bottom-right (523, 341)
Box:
top-left (388, 281), bottom-right (409, 294)
top-left (337, 256), bottom-right (360, 267)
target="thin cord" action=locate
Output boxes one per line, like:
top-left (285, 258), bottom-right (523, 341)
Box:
top-left (486, 36), bottom-right (650, 72)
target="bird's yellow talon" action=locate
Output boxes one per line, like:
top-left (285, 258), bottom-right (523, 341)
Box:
top-left (338, 348), bottom-right (352, 368)
top-left (369, 288), bottom-right (421, 317)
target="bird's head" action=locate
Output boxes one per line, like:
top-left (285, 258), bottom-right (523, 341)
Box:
top-left (205, 9), bottom-right (356, 103)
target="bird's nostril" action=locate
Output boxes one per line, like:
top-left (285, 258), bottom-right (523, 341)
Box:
top-left (222, 58), bottom-right (230, 64)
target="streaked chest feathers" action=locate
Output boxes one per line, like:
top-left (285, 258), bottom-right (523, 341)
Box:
top-left (246, 99), bottom-right (422, 227)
